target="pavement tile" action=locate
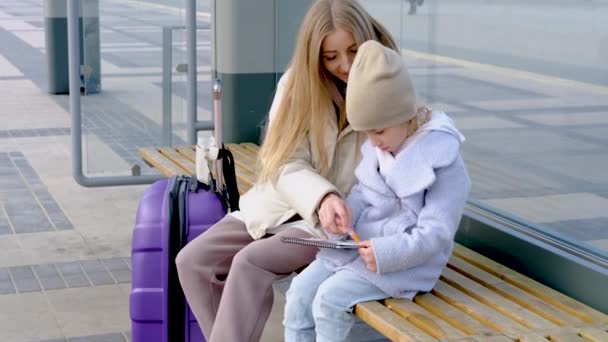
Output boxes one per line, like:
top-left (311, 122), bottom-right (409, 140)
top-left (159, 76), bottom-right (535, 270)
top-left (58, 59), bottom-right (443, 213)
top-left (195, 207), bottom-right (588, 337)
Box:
top-left (0, 268), bottom-right (16, 294)
top-left (566, 126), bottom-right (608, 144)
top-left (46, 285), bottom-right (130, 337)
top-left (455, 115), bottom-right (524, 130)
top-left (544, 218), bottom-right (608, 241)
top-left (484, 193), bottom-right (608, 224)
top-left (9, 265), bottom-right (41, 292)
top-left (101, 259), bottom-right (130, 284)
top-left (530, 152), bottom-right (608, 185)
top-left (80, 260), bottom-right (115, 286)
top-left (0, 291), bottom-right (63, 341)
top-left (518, 112), bottom-right (608, 127)
top-left (464, 127), bottom-right (603, 156)
top-left (18, 230), bottom-right (94, 265)
top-left (412, 73), bottom-right (544, 103)
top-left (34, 264), bottom-right (67, 291)
top-left (68, 333), bottom-right (126, 342)
top-left (57, 262), bottom-right (91, 289)
top-left (587, 239), bottom-right (608, 253)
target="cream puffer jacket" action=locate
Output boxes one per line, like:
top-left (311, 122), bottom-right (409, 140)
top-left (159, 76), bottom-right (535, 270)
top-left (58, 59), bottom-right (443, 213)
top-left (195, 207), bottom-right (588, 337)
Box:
top-left (235, 70), bottom-right (363, 239)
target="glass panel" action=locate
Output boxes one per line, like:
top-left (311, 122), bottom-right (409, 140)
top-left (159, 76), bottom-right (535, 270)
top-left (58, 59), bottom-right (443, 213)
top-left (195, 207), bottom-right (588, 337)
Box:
top-left (275, 0), bottom-right (316, 75)
top-left (359, 0), bottom-right (404, 49)
top-left (80, 0), bottom-right (168, 176)
top-left (79, 0), bottom-right (212, 175)
top-left (361, 0), bottom-right (608, 260)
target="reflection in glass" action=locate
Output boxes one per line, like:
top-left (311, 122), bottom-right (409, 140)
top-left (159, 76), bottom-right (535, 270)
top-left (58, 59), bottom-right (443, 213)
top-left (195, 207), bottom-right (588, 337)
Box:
top-left (361, 0), bottom-right (608, 260)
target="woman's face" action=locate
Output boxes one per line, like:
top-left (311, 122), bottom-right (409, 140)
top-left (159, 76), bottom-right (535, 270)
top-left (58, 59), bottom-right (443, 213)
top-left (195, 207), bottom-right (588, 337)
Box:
top-left (365, 121), bottom-right (410, 154)
top-left (321, 28), bottom-right (358, 83)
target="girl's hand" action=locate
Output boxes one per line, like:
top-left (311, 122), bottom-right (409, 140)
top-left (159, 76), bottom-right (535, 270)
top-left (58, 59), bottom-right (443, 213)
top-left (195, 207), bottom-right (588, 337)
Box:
top-left (318, 193), bottom-right (352, 235)
top-left (358, 240), bottom-right (377, 272)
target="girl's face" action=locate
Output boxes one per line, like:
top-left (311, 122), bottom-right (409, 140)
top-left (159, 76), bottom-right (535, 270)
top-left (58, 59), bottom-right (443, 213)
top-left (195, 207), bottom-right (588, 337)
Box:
top-left (365, 121), bottom-right (410, 154)
top-left (321, 28), bottom-right (358, 83)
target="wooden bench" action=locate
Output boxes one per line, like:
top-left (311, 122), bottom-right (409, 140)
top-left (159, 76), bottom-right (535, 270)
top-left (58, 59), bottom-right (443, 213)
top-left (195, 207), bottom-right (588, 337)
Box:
top-left (140, 144), bottom-right (608, 341)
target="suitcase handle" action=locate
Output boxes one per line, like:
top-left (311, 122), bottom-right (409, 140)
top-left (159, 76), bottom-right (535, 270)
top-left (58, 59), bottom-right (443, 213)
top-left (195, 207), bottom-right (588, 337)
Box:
top-left (212, 79), bottom-right (223, 192)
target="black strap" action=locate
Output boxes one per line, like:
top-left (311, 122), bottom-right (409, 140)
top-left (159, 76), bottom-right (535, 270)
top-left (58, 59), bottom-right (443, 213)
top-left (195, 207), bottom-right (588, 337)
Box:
top-left (218, 146), bottom-right (240, 211)
top-left (167, 176), bottom-right (186, 342)
top-left (188, 147), bottom-right (240, 211)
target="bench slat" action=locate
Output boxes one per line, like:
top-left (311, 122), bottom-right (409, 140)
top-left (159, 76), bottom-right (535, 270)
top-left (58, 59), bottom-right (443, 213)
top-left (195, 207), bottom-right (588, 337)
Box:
top-left (432, 280), bottom-right (528, 336)
top-left (535, 327), bottom-right (586, 339)
top-left (226, 143), bottom-right (258, 163)
top-left (517, 334), bottom-right (550, 342)
top-left (414, 293), bottom-right (493, 336)
top-left (354, 301), bottom-right (436, 342)
top-left (159, 147), bottom-right (196, 175)
top-left (453, 245), bottom-right (607, 325)
top-left (466, 336), bottom-right (514, 342)
top-left (227, 144), bottom-right (259, 179)
top-left (226, 144), bottom-right (257, 175)
top-left (448, 256), bottom-right (582, 327)
top-left (175, 145), bottom-right (196, 162)
top-left (240, 142), bottom-right (259, 153)
top-left (140, 147), bottom-right (188, 176)
top-left (384, 298), bottom-right (467, 339)
top-left (440, 267), bottom-right (556, 330)
top-left (234, 164), bottom-right (255, 194)
top-left (579, 327), bottom-right (608, 342)
top-left (547, 332), bottom-right (586, 341)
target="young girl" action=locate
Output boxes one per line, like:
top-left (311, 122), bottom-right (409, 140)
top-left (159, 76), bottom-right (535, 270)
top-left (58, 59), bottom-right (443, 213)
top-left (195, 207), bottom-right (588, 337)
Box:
top-left (283, 40), bottom-right (471, 341)
top-left (175, 1), bottom-right (399, 341)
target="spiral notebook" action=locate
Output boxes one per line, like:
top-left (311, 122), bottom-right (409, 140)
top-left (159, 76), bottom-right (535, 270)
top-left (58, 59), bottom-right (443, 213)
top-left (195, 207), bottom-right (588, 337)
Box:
top-left (280, 236), bottom-right (360, 249)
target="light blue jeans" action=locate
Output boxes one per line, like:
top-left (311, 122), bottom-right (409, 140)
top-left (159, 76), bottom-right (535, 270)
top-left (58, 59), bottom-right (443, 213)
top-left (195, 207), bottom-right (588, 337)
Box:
top-left (283, 259), bottom-right (387, 342)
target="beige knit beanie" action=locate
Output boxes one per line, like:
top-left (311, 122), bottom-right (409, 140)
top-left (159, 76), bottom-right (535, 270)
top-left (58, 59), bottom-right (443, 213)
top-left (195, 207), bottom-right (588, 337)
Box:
top-left (346, 40), bottom-right (417, 131)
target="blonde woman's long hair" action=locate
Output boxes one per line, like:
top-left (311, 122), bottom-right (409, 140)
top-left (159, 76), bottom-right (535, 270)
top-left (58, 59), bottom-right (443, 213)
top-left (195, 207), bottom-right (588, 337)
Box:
top-left (258, 0), bottom-right (398, 183)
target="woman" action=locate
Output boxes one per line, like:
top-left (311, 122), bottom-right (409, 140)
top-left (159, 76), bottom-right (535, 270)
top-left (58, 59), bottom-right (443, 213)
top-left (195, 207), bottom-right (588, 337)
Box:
top-left (175, 1), bottom-right (398, 341)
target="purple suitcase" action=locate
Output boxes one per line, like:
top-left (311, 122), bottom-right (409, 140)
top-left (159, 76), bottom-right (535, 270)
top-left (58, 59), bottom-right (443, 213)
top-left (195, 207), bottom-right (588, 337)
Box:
top-left (131, 79), bottom-right (240, 341)
top-left (130, 175), bottom-right (228, 342)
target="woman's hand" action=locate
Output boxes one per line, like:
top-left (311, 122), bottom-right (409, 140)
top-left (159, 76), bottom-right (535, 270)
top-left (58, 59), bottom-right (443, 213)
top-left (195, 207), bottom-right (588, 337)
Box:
top-left (318, 193), bottom-right (352, 235)
top-left (358, 240), bottom-right (377, 272)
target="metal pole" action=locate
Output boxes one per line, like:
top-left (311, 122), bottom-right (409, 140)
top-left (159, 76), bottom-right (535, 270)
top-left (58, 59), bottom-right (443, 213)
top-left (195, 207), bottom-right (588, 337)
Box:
top-left (67, 0), bottom-right (86, 183)
top-left (213, 79), bottom-right (222, 149)
top-left (211, 0), bottom-right (217, 80)
top-left (213, 79), bottom-right (222, 191)
top-left (162, 26), bottom-right (173, 146)
top-left (186, 0), bottom-right (197, 145)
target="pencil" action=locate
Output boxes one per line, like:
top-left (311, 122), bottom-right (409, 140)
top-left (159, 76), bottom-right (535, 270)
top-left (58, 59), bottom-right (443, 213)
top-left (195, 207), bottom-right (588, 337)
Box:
top-left (346, 227), bottom-right (361, 243)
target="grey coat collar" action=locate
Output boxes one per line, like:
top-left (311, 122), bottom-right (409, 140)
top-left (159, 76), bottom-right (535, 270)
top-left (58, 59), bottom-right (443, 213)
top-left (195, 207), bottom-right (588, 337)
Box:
top-left (355, 112), bottom-right (464, 198)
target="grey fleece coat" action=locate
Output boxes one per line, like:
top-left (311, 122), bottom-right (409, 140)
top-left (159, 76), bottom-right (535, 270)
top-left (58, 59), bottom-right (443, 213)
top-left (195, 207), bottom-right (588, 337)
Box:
top-left (318, 112), bottom-right (471, 299)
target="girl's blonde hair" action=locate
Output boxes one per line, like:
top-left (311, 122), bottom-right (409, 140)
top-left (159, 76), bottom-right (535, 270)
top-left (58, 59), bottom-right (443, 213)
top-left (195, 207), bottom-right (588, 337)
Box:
top-left (406, 106), bottom-right (433, 137)
top-left (257, 0), bottom-right (398, 183)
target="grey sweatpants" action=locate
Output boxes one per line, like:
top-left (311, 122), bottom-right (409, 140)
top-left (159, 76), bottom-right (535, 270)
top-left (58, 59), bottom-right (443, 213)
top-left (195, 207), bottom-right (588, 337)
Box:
top-left (175, 215), bottom-right (318, 342)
